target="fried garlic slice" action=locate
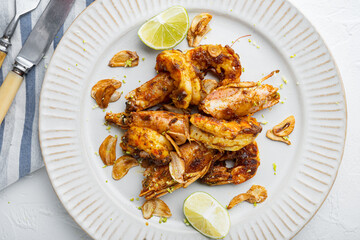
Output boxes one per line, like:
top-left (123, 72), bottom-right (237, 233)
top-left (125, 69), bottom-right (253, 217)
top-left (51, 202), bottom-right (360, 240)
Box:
top-left (169, 152), bottom-right (185, 183)
top-left (227, 185), bottom-right (267, 209)
top-left (112, 155), bottom-right (139, 180)
top-left (187, 13), bottom-right (212, 47)
top-left (109, 50), bottom-right (139, 67)
top-left (272, 115), bottom-right (295, 137)
top-left (266, 130), bottom-right (291, 145)
top-left (91, 79), bottom-right (122, 108)
top-left (142, 199), bottom-right (172, 219)
top-left (99, 135), bottom-right (117, 165)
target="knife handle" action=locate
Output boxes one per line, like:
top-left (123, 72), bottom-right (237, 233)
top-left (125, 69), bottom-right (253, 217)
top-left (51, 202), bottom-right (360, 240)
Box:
top-left (0, 70), bottom-right (24, 124)
top-left (0, 51), bottom-right (6, 69)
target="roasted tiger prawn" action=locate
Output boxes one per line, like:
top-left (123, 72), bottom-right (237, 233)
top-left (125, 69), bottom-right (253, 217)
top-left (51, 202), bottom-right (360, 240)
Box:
top-left (186, 44), bottom-right (241, 86)
top-left (140, 142), bottom-right (221, 199)
top-left (201, 142), bottom-right (260, 185)
top-left (125, 72), bottom-right (175, 112)
top-left (190, 114), bottom-right (262, 151)
top-left (106, 110), bottom-right (190, 145)
top-left (200, 83), bottom-right (280, 120)
top-left (155, 49), bottom-right (201, 108)
top-left (120, 126), bottom-right (173, 165)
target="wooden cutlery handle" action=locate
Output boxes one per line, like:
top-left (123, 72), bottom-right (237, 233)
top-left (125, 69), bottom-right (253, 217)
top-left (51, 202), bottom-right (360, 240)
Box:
top-left (0, 51), bottom-right (6, 68)
top-left (0, 70), bottom-right (24, 124)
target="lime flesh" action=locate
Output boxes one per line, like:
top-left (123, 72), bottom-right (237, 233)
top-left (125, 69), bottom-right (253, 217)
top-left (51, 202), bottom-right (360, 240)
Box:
top-left (138, 6), bottom-right (189, 50)
top-left (183, 192), bottom-right (230, 239)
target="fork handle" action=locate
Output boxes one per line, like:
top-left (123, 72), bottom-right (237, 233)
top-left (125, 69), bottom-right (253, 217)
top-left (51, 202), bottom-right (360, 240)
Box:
top-left (0, 70), bottom-right (24, 124)
top-left (0, 51), bottom-right (6, 69)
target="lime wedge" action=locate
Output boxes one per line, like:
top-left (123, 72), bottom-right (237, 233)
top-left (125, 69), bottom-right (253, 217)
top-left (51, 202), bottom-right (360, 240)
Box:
top-left (183, 192), bottom-right (230, 239)
top-left (138, 6), bottom-right (189, 50)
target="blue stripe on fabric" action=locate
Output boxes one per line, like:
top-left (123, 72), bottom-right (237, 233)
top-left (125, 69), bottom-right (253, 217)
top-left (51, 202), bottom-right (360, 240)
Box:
top-left (19, 12), bottom-right (35, 177)
top-left (54, 25), bottom-right (63, 50)
top-left (86, 0), bottom-right (94, 7)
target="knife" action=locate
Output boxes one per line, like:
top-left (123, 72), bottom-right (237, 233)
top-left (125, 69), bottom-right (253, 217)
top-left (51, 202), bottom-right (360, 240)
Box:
top-left (0, 0), bottom-right (41, 68)
top-left (0, 0), bottom-right (75, 124)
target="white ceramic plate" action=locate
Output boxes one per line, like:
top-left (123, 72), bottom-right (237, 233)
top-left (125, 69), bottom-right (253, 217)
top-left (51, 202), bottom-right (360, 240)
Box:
top-left (39, 0), bottom-right (347, 239)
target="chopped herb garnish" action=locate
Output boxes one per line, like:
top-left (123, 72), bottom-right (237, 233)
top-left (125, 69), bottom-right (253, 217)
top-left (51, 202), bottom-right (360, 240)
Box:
top-left (282, 76), bottom-right (288, 84)
top-left (130, 198), bottom-right (134, 201)
top-left (273, 163), bottom-right (277, 175)
top-left (102, 165), bottom-right (107, 168)
top-left (253, 202), bottom-right (257, 207)
top-left (183, 218), bottom-right (190, 226)
top-left (125, 58), bottom-right (133, 67)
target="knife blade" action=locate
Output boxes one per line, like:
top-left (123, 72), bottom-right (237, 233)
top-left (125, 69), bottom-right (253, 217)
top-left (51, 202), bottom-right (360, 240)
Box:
top-left (0, 0), bottom-right (75, 124)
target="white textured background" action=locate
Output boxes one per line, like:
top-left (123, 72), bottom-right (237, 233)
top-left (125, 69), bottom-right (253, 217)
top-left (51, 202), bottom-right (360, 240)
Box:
top-left (0, 0), bottom-right (359, 239)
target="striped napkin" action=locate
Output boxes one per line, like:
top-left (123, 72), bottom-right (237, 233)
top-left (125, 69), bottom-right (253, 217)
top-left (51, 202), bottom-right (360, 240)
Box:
top-left (0, 0), bottom-right (94, 191)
